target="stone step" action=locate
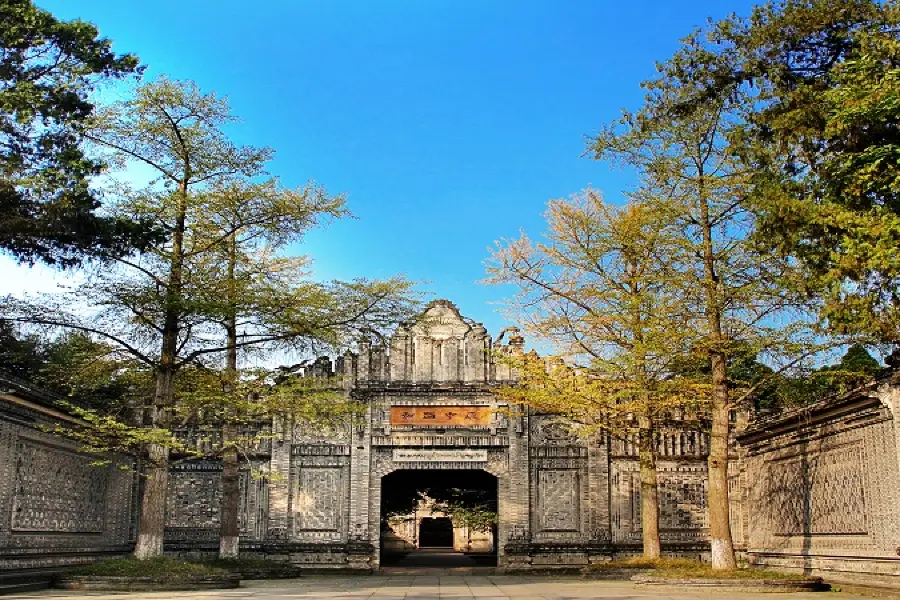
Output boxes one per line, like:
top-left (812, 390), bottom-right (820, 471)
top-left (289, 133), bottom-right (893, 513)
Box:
top-left (0, 580), bottom-right (51, 596)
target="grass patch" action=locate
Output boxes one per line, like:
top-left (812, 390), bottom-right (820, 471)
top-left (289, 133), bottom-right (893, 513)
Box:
top-left (592, 557), bottom-right (801, 580)
top-left (71, 557), bottom-right (228, 579)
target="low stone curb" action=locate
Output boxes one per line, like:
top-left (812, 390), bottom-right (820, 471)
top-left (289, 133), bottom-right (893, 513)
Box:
top-left (582, 567), bottom-right (653, 580)
top-left (631, 573), bottom-right (826, 592)
top-left (227, 566), bottom-right (303, 580)
top-left (56, 573), bottom-right (241, 591)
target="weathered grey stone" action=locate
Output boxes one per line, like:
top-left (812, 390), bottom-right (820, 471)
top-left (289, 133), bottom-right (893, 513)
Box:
top-left (0, 372), bottom-right (135, 572)
top-left (2, 299), bottom-right (899, 585)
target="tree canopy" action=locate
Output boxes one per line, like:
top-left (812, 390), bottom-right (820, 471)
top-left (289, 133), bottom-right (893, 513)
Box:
top-left (692, 0), bottom-right (900, 342)
top-left (0, 0), bottom-right (158, 267)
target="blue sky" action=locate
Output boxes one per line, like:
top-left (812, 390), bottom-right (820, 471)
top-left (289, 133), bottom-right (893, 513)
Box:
top-left (27, 0), bottom-right (759, 339)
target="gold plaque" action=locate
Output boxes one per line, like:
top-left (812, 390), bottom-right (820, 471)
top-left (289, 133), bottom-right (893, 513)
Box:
top-left (390, 406), bottom-right (491, 427)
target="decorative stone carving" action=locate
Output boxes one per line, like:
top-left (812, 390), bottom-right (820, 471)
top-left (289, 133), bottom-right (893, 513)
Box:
top-left (296, 467), bottom-right (344, 531)
top-left (537, 469), bottom-right (580, 531)
top-left (12, 441), bottom-right (107, 533)
top-left (767, 444), bottom-right (868, 536)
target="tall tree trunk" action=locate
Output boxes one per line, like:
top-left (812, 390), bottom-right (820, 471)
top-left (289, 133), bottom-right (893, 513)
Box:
top-left (135, 181), bottom-right (188, 559)
top-left (220, 421), bottom-right (240, 558)
top-left (699, 185), bottom-right (737, 570)
top-left (135, 367), bottom-right (175, 559)
top-left (219, 229), bottom-right (240, 559)
top-left (708, 355), bottom-right (735, 569)
top-left (638, 420), bottom-right (661, 559)
top-left (134, 442), bottom-right (170, 559)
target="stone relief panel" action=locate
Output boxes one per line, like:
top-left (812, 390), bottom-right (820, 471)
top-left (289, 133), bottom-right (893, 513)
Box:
top-left (240, 465), bottom-right (269, 540)
top-left (536, 469), bottom-right (580, 531)
top-left (0, 411), bottom-right (136, 568)
top-left (12, 440), bottom-right (107, 533)
top-left (611, 460), bottom-right (709, 543)
top-left (745, 413), bottom-right (900, 555)
top-left (766, 444), bottom-right (867, 536)
top-left (529, 421), bottom-right (588, 542)
top-left (296, 467), bottom-right (344, 531)
top-left (166, 460), bottom-right (267, 541)
top-left (290, 420), bottom-right (352, 445)
top-left (166, 461), bottom-right (221, 538)
top-left (291, 445), bottom-right (350, 541)
top-left (531, 417), bottom-right (584, 446)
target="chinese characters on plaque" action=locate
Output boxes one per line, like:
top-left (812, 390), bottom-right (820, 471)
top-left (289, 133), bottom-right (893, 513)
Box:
top-left (390, 406), bottom-right (491, 426)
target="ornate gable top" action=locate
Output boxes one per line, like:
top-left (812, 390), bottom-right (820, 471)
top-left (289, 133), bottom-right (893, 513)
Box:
top-left (409, 299), bottom-right (473, 341)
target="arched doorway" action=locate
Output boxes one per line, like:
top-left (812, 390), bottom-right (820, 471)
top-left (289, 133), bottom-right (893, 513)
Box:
top-left (379, 469), bottom-right (498, 567)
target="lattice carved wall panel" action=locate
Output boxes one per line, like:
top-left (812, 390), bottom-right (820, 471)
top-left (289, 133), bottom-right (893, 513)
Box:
top-left (537, 469), bottom-right (580, 532)
top-left (296, 467), bottom-right (343, 531)
top-left (611, 461), bottom-right (709, 543)
top-left (11, 441), bottom-right (107, 533)
top-left (766, 444), bottom-right (867, 536)
top-left (630, 470), bottom-right (708, 533)
top-left (166, 464), bottom-right (222, 530)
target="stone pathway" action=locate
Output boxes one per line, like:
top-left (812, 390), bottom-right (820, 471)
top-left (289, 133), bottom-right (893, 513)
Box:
top-left (23, 574), bottom-right (864, 600)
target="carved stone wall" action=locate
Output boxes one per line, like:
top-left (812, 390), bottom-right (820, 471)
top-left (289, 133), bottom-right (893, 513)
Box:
top-left (0, 388), bottom-right (135, 571)
top-left (739, 381), bottom-right (900, 584)
top-left (610, 460), bottom-right (709, 545)
top-left (165, 459), bottom-right (270, 546)
top-left (529, 417), bottom-right (590, 545)
top-left (291, 445), bottom-right (351, 542)
top-left (15, 301), bottom-right (899, 577)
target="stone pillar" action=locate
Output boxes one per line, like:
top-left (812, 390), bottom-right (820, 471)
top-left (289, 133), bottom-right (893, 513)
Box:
top-left (266, 417), bottom-right (293, 541)
top-left (414, 337), bottom-right (432, 382)
top-left (444, 338), bottom-right (460, 382)
top-left (341, 351), bottom-right (357, 391)
top-left (390, 332), bottom-right (409, 382)
top-left (586, 431), bottom-right (612, 559)
top-left (358, 339), bottom-right (371, 381)
top-left (370, 345), bottom-right (386, 382)
top-left (501, 406), bottom-right (531, 568)
top-left (494, 347), bottom-right (510, 381)
top-left (432, 340), bottom-right (443, 381)
top-left (347, 402), bottom-right (374, 568)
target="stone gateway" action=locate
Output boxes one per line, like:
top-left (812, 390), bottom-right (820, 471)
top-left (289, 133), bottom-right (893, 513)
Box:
top-left (1, 299), bottom-right (899, 585)
top-left (165, 300), bottom-right (722, 569)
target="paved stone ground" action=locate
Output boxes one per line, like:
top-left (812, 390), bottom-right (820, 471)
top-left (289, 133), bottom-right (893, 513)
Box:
top-left (23, 575), bottom-right (864, 600)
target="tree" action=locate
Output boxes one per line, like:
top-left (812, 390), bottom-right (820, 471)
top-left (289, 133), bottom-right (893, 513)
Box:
top-left (0, 0), bottom-right (158, 266)
top-left (0, 320), bottom-right (45, 379)
top-left (193, 178), bottom-right (345, 559)
top-left (0, 322), bottom-right (146, 412)
top-left (487, 190), bottom-right (705, 558)
top-left (588, 40), bottom-right (824, 567)
top-left (85, 77), bottom-right (269, 559)
top-left (3, 78), bottom-right (417, 559)
top-left (703, 0), bottom-right (900, 343)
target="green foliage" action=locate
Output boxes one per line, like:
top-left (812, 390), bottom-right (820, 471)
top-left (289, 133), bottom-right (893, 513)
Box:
top-left (0, 320), bottom-right (44, 379)
top-left (487, 191), bottom-right (707, 434)
top-left (0, 322), bottom-right (148, 413)
top-left (768, 343), bottom-right (883, 408)
top-left (439, 501), bottom-right (498, 533)
top-left (831, 343), bottom-right (881, 375)
top-left (173, 367), bottom-right (364, 460)
top-left (700, 0), bottom-right (900, 342)
top-left (0, 0), bottom-right (158, 266)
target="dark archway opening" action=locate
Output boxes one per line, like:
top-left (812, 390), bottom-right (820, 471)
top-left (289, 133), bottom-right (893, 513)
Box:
top-left (419, 516), bottom-right (453, 547)
top-left (380, 468), bottom-right (498, 568)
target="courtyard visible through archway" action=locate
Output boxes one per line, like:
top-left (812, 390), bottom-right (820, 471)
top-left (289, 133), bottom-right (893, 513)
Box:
top-left (379, 469), bottom-right (498, 568)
